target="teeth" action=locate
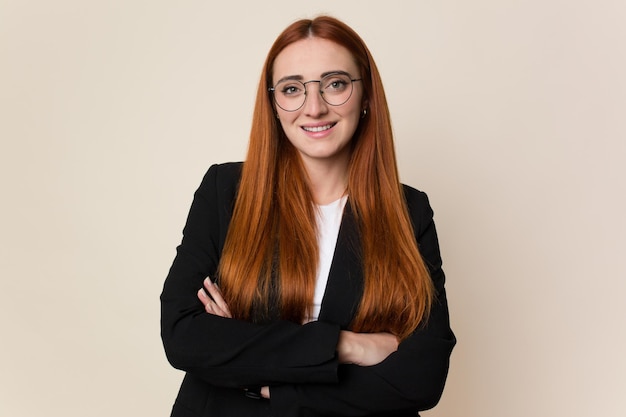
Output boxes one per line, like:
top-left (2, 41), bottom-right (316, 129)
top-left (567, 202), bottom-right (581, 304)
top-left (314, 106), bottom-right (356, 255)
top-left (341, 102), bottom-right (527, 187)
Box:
top-left (303, 124), bottom-right (333, 132)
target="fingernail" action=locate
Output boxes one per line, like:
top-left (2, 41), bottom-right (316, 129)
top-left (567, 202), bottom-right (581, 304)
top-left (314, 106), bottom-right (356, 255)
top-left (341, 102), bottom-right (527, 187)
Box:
top-left (205, 277), bottom-right (213, 286)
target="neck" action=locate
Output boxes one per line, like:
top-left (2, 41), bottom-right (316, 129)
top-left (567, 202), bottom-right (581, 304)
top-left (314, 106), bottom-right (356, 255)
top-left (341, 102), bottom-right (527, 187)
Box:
top-left (302, 158), bottom-right (349, 205)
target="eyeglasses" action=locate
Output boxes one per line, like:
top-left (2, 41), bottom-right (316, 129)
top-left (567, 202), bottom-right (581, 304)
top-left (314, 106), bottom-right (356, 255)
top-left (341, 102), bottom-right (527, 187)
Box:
top-left (269, 73), bottom-right (362, 112)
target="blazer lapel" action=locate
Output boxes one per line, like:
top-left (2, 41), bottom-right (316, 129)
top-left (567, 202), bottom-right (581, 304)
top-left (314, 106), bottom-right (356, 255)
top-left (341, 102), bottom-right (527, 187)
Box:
top-left (317, 200), bottom-right (364, 328)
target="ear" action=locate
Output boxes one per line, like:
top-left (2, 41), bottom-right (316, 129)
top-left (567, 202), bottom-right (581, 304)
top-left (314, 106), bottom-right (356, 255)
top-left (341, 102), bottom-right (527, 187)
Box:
top-left (362, 98), bottom-right (369, 112)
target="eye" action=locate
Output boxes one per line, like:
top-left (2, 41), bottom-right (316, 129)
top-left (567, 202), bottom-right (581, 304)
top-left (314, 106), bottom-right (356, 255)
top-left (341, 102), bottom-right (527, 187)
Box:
top-left (323, 76), bottom-right (350, 92)
top-left (279, 83), bottom-right (304, 96)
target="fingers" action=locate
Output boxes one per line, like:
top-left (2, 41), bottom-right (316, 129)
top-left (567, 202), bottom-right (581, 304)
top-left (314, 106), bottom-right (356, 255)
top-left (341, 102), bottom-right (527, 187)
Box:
top-left (198, 288), bottom-right (231, 317)
top-left (203, 278), bottom-right (232, 317)
top-left (197, 278), bottom-right (232, 318)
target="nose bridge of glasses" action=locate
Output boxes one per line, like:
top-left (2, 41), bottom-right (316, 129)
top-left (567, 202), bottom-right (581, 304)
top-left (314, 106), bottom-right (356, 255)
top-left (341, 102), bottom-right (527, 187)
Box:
top-left (301, 80), bottom-right (327, 113)
top-left (302, 79), bottom-right (324, 96)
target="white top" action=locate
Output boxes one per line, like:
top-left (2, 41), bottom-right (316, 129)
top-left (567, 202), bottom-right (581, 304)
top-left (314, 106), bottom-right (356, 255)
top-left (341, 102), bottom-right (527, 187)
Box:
top-left (306, 195), bottom-right (348, 322)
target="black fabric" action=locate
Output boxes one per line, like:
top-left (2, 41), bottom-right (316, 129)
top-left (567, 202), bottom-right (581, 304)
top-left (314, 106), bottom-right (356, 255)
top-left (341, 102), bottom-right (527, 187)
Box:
top-left (161, 162), bottom-right (455, 416)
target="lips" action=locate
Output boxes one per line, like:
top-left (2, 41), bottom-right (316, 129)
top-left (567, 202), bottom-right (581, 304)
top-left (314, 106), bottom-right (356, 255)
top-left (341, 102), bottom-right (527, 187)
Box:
top-left (301, 123), bottom-right (336, 133)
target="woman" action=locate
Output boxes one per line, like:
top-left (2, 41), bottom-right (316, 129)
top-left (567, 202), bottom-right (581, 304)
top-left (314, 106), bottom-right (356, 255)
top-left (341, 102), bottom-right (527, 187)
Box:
top-left (161, 15), bottom-right (455, 417)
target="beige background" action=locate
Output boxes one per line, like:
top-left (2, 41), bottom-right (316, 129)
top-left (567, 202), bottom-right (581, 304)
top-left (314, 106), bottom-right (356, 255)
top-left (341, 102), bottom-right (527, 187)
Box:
top-left (1, 1), bottom-right (625, 416)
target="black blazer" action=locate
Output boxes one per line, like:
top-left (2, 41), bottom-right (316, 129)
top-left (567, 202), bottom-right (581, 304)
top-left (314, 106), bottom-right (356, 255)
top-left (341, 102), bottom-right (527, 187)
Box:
top-left (161, 162), bottom-right (455, 417)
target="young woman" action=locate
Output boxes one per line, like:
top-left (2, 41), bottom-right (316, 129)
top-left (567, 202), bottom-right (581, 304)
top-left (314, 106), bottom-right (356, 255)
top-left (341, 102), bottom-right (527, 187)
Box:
top-left (161, 15), bottom-right (455, 417)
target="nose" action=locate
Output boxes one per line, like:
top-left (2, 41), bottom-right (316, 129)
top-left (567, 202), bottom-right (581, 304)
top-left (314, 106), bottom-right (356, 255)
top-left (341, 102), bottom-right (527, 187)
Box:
top-left (303, 81), bottom-right (328, 117)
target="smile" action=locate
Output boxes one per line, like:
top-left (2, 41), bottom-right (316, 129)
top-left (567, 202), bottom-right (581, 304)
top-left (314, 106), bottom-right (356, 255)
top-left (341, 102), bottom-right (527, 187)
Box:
top-left (302, 123), bottom-right (336, 133)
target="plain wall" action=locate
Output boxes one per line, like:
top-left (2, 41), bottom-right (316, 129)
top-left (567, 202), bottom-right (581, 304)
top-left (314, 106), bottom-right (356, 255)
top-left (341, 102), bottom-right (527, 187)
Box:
top-left (1, 1), bottom-right (624, 416)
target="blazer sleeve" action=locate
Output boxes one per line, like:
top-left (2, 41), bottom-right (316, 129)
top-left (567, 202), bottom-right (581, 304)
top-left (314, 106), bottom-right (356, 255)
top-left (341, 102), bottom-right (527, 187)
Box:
top-left (270, 188), bottom-right (456, 416)
top-left (160, 163), bottom-right (342, 388)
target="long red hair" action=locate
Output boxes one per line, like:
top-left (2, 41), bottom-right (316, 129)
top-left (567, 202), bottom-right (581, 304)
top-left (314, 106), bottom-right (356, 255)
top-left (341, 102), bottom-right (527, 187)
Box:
top-left (217, 16), bottom-right (433, 340)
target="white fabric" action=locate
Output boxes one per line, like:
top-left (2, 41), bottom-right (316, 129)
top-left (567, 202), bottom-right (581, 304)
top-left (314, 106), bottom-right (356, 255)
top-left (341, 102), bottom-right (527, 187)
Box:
top-left (306, 195), bottom-right (348, 322)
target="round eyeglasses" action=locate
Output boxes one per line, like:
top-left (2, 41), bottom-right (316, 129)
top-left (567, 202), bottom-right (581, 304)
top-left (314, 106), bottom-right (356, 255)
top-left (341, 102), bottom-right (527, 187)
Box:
top-left (269, 73), bottom-right (362, 112)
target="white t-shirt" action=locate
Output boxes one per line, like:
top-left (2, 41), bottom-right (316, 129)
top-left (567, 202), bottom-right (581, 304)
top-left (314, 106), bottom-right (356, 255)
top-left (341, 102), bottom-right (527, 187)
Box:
top-left (306, 195), bottom-right (348, 322)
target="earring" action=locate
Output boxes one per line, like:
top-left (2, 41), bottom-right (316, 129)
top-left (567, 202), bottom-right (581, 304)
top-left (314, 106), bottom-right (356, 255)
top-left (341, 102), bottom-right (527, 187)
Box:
top-left (361, 109), bottom-right (367, 119)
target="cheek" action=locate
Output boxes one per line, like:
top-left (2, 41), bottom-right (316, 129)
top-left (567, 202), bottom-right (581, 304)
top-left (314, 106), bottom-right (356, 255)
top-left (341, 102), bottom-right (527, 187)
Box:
top-left (344, 94), bottom-right (364, 124)
top-left (277, 110), bottom-right (298, 126)
top-left (276, 113), bottom-right (300, 142)
top-left (343, 107), bottom-right (362, 129)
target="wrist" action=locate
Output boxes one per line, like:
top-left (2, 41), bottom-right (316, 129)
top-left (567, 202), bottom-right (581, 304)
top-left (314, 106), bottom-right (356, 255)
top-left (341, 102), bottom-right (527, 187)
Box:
top-left (338, 330), bottom-right (363, 364)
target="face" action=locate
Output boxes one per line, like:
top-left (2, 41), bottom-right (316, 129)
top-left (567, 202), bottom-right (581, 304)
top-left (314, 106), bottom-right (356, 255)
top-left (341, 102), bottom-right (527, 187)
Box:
top-left (271, 37), bottom-right (365, 170)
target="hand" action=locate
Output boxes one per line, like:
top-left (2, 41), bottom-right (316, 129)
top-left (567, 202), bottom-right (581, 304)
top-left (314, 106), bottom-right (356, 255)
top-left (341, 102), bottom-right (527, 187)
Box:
top-left (197, 278), bottom-right (232, 318)
top-left (337, 331), bottom-right (399, 366)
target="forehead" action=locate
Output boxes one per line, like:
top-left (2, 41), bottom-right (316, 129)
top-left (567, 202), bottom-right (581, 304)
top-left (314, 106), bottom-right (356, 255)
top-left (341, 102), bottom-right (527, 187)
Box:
top-left (272, 37), bottom-right (358, 82)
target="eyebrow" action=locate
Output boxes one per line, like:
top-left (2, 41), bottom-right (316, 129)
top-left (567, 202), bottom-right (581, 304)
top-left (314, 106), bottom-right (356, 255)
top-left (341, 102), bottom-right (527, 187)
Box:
top-left (274, 70), bottom-right (352, 85)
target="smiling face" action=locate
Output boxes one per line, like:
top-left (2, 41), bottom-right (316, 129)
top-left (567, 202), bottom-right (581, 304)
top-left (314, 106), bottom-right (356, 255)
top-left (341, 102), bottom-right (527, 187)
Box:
top-left (271, 37), bottom-right (365, 172)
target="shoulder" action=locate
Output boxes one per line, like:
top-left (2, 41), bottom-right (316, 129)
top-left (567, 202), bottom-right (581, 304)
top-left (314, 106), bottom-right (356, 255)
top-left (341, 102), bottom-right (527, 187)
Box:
top-left (198, 162), bottom-right (243, 190)
top-left (205, 161), bottom-right (243, 184)
top-left (194, 162), bottom-right (243, 206)
top-left (401, 183), bottom-right (435, 234)
top-left (402, 183), bottom-right (432, 213)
